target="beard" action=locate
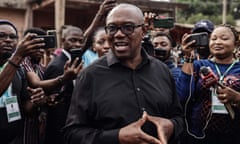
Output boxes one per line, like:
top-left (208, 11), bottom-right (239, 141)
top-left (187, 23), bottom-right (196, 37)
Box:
top-left (0, 51), bottom-right (12, 60)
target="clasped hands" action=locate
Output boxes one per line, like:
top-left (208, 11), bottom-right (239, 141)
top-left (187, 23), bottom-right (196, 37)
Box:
top-left (119, 111), bottom-right (173, 144)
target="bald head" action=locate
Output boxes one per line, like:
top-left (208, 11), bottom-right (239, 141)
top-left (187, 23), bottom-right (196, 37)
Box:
top-left (106, 3), bottom-right (144, 25)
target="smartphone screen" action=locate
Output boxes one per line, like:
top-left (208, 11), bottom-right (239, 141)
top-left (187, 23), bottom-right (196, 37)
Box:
top-left (153, 17), bottom-right (174, 28)
top-left (69, 48), bottom-right (83, 65)
top-left (35, 35), bottom-right (56, 49)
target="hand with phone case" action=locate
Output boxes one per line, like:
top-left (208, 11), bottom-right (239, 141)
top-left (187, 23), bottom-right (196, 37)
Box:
top-left (186, 32), bottom-right (209, 47)
top-left (32, 35), bottom-right (56, 49)
top-left (69, 48), bottom-right (84, 65)
top-left (181, 32), bottom-right (209, 57)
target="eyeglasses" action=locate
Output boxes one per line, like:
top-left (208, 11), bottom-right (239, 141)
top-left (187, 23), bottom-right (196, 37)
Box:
top-left (105, 23), bottom-right (144, 36)
top-left (0, 32), bottom-right (18, 41)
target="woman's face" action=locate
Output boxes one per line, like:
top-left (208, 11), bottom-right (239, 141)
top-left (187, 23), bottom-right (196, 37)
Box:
top-left (209, 26), bottom-right (236, 59)
top-left (93, 29), bottom-right (111, 57)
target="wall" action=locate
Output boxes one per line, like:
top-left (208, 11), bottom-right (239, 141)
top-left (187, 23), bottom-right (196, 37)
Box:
top-left (0, 8), bottom-right (25, 36)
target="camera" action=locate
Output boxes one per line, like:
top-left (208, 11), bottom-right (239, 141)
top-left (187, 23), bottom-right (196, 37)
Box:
top-left (186, 32), bottom-right (209, 47)
top-left (33, 35), bottom-right (56, 49)
top-left (153, 17), bottom-right (174, 28)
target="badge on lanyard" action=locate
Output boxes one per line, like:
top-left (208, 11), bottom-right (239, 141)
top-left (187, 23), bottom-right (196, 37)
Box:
top-left (211, 87), bottom-right (228, 114)
top-left (5, 96), bottom-right (21, 122)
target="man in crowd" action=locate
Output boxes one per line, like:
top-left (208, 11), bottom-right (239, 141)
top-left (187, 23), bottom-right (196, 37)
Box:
top-left (64, 3), bottom-right (184, 144)
top-left (43, 25), bottom-right (84, 144)
top-left (0, 20), bottom-right (45, 144)
top-left (151, 32), bottom-right (180, 79)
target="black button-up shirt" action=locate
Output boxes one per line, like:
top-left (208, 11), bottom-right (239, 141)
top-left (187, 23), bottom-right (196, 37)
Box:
top-left (64, 49), bottom-right (184, 144)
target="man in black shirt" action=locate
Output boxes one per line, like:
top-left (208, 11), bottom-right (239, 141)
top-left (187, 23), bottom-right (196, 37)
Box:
top-left (64, 3), bottom-right (184, 144)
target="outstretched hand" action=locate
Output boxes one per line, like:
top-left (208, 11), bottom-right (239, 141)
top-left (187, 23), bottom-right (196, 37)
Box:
top-left (62, 58), bottom-right (83, 81)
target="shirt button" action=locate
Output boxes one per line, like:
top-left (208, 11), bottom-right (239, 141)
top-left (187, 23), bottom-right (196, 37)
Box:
top-left (137, 88), bottom-right (141, 91)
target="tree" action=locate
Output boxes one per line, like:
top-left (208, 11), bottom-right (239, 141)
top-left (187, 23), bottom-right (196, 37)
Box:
top-left (176, 0), bottom-right (236, 25)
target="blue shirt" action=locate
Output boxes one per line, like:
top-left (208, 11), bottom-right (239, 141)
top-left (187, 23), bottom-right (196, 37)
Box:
top-left (82, 49), bottom-right (98, 68)
top-left (176, 59), bottom-right (240, 137)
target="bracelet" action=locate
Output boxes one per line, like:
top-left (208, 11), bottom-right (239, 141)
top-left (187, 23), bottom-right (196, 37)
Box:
top-left (184, 57), bottom-right (195, 63)
top-left (8, 60), bottom-right (20, 68)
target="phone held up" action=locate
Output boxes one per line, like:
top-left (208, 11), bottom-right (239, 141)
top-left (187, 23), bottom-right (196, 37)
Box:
top-left (153, 17), bottom-right (174, 29)
top-left (33, 35), bottom-right (56, 49)
top-left (69, 48), bottom-right (84, 66)
top-left (186, 32), bottom-right (209, 47)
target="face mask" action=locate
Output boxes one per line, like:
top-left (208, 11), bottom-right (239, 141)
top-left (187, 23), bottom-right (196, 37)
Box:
top-left (154, 48), bottom-right (170, 61)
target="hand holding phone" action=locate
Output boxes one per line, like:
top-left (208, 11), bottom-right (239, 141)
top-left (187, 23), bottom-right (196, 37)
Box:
top-left (33, 35), bottom-right (56, 49)
top-left (186, 32), bottom-right (209, 47)
top-left (69, 48), bottom-right (84, 65)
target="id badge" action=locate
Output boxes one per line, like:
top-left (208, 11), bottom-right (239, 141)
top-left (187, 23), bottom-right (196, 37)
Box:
top-left (211, 88), bottom-right (227, 114)
top-left (5, 96), bottom-right (21, 122)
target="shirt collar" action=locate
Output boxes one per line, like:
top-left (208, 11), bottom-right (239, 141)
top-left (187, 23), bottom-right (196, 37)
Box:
top-left (106, 48), bottom-right (150, 68)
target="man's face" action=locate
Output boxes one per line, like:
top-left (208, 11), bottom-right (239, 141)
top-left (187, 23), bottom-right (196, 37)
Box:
top-left (0, 25), bottom-right (17, 60)
top-left (63, 30), bottom-right (84, 51)
top-left (152, 36), bottom-right (172, 61)
top-left (106, 7), bottom-right (144, 60)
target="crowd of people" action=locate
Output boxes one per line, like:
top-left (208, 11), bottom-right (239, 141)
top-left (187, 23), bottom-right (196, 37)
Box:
top-left (1, 0), bottom-right (240, 144)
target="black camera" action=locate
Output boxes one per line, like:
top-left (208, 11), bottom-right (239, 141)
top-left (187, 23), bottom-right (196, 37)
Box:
top-left (153, 17), bottom-right (174, 28)
top-left (33, 35), bottom-right (56, 49)
top-left (186, 32), bottom-right (209, 47)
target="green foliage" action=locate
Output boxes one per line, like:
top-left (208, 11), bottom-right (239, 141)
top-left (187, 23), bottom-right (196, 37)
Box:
top-left (176, 0), bottom-right (237, 26)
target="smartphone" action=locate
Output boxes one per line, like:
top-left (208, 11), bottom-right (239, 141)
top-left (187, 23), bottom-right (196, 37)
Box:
top-left (35, 35), bottom-right (56, 49)
top-left (186, 32), bottom-right (209, 47)
top-left (69, 48), bottom-right (84, 65)
top-left (47, 30), bottom-right (56, 36)
top-left (153, 17), bottom-right (174, 28)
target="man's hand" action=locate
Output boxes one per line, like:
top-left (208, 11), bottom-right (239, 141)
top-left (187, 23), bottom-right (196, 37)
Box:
top-left (15, 33), bottom-right (45, 58)
top-left (145, 112), bottom-right (174, 144)
top-left (62, 58), bottom-right (83, 81)
top-left (144, 12), bottom-right (156, 30)
top-left (98, 0), bottom-right (117, 17)
top-left (27, 87), bottom-right (46, 106)
top-left (119, 112), bottom-right (161, 144)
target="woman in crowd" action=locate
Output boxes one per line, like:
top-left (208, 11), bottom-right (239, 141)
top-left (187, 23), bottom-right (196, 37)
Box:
top-left (92, 27), bottom-right (111, 57)
top-left (82, 27), bottom-right (111, 67)
top-left (177, 24), bottom-right (240, 144)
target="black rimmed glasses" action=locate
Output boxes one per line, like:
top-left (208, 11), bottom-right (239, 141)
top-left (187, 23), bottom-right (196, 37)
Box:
top-left (0, 32), bottom-right (18, 41)
top-left (105, 23), bottom-right (144, 36)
